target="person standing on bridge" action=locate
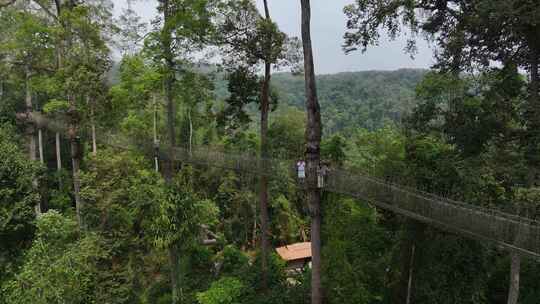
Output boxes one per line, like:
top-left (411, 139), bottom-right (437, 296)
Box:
top-left (297, 160), bottom-right (306, 181)
top-left (317, 161), bottom-right (329, 188)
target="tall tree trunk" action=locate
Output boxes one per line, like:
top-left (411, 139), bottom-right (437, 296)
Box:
top-left (37, 127), bottom-right (49, 213)
top-left (68, 94), bottom-right (82, 229)
top-left (507, 251), bottom-right (520, 304)
top-left (25, 67), bottom-right (36, 161)
top-left (161, 0), bottom-right (180, 302)
top-left (89, 96), bottom-right (97, 156)
top-left (526, 49), bottom-right (540, 183)
top-left (25, 66), bottom-right (40, 216)
top-left (56, 133), bottom-right (62, 170)
top-left (300, 1), bottom-right (323, 303)
top-left (55, 132), bottom-right (62, 191)
top-left (391, 220), bottom-right (424, 303)
top-left (163, 43), bottom-right (176, 181)
top-left (57, 0), bottom-right (83, 227)
top-left (405, 244), bottom-right (416, 304)
top-left (188, 107), bottom-right (193, 154)
top-left (169, 245), bottom-right (182, 304)
top-left (259, 61), bottom-right (271, 289)
top-left (259, 0), bottom-right (272, 290)
top-left (54, 2), bottom-right (63, 175)
top-left (252, 201), bottom-right (258, 248)
top-left (154, 95), bottom-right (159, 172)
top-left (529, 47), bottom-right (539, 126)
top-left (38, 128), bottom-right (44, 164)
top-left (510, 47), bottom-right (540, 304)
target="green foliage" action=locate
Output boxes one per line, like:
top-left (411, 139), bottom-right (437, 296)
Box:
top-left (347, 125), bottom-right (407, 179)
top-left (217, 0), bottom-right (294, 68)
top-left (412, 230), bottom-right (491, 304)
top-left (322, 197), bottom-right (392, 304)
top-left (1, 211), bottom-right (108, 304)
top-left (110, 55), bottom-right (162, 113)
top-left (4, 0), bottom-right (540, 302)
top-left (321, 134), bottom-right (347, 166)
top-left (42, 99), bottom-right (69, 115)
top-left (217, 67), bottom-right (260, 131)
top-left (271, 194), bottom-right (306, 245)
top-left (152, 185), bottom-right (218, 250)
top-left (405, 134), bottom-right (462, 193)
top-left (270, 70), bottom-right (426, 134)
top-left (79, 148), bottom-right (168, 303)
top-left (410, 70), bottom-right (525, 156)
top-left (268, 107), bottom-right (305, 159)
top-left (0, 125), bottom-right (40, 286)
top-left (217, 245), bottom-right (250, 277)
top-left (196, 277), bottom-right (244, 304)
top-left (0, 9), bottom-right (54, 69)
top-left (213, 170), bottom-right (257, 247)
top-left (81, 148), bottom-right (165, 240)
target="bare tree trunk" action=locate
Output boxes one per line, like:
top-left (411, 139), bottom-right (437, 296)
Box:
top-left (38, 128), bottom-right (44, 164)
top-left (300, 1), bottom-right (323, 303)
top-left (188, 108), bottom-right (193, 154)
top-left (163, 46), bottom-right (176, 182)
top-left (391, 220), bottom-right (424, 303)
top-left (406, 244), bottom-right (416, 304)
top-left (37, 127), bottom-right (49, 213)
top-left (259, 0), bottom-right (272, 290)
top-left (161, 0), bottom-right (176, 183)
top-left (56, 132), bottom-right (62, 171)
top-left (56, 131), bottom-right (63, 194)
top-left (153, 95), bottom-right (159, 172)
top-left (68, 93), bottom-right (82, 228)
top-left (25, 66), bottom-right (40, 216)
top-left (54, 2), bottom-right (62, 174)
top-left (25, 68), bottom-right (36, 162)
top-left (259, 61), bottom-right (271, 290)
top-left (526, 49), bottom-right (540, 184)
top-left (252, 201), bottom-right (258, 248)
top-left (169, 245), bottom-right (182, 304)
top-left (161, 0), bottom-right (180, 301)
top-left (90, 97), bottom-right (97, 156)
top-left (508, 48), bottom-right (540, 304)
top-left (529, 48), bottom-right (539, 128)
top-left (70, 133), bottom-right (82, 228)
top-left (507, 251), bottom-right (520, 304)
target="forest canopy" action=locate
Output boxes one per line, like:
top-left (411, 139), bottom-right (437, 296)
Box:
top-left (1, 0), bottom-right (540, 303)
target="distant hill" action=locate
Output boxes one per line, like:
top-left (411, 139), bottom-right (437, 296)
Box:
top-left (271, 69), bottom-right (427, 134)
top-left (108, 60), bottom-right (428, 134)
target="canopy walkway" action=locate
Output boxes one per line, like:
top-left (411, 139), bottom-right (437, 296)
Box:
top-left (168, 145), bottom-right (540, 258)
top-left (21, 112), bottom-right (540, 258)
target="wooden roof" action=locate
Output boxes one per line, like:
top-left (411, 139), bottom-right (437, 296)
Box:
top-left (275, 242), bottom-right (312, 261)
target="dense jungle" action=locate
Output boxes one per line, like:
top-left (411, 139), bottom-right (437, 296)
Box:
top-left (1, 0), bottom-right (540, 303)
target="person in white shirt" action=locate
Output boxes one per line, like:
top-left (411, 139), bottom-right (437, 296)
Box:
top-left (297, 160), bottom-right (306, 180)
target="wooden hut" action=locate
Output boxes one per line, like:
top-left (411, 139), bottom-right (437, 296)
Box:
top-left (275, 242), bottom-right (312, 273)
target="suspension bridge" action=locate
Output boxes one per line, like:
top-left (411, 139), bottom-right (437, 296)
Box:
top-left (21, 111), bottom-right (540, 259)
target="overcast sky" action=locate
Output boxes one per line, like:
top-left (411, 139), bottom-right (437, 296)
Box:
top-left (113, 0), bottom-right (434, 74)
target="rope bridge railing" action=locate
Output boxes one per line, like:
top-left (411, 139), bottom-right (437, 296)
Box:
top-left (168, 144), bottom-right (540, 258)
top-left (326, 168), bottom-right (540, 257)
top-left (26, 113), bottom-right (540, 258)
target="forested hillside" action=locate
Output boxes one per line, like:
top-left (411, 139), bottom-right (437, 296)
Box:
top-left (272, 69), bottom-right (426, 133)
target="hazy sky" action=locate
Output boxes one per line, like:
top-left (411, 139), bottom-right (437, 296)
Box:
top-left (113, 0), bottom-right (434, 74)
